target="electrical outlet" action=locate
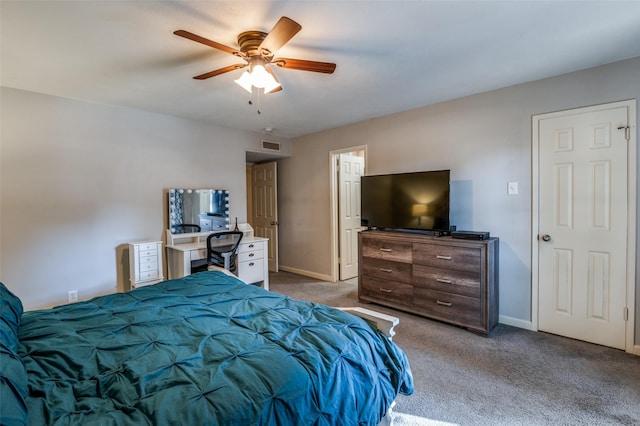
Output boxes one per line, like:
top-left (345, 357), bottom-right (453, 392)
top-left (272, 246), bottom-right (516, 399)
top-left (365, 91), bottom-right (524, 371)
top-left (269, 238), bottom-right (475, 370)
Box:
top-left (67, 290), bottom-right (78, 303)
top-left (507, 181), bottom-right (518, 195)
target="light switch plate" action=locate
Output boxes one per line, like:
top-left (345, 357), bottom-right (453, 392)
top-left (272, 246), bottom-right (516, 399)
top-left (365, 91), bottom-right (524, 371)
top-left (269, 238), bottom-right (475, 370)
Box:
top-left (507, 181), bottom-right (518, 195)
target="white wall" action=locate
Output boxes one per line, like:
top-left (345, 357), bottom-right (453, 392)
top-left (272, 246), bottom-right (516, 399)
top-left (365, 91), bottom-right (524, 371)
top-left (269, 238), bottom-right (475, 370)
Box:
top-left (278, 57), bottom-right (640, 338)
top-left (0, 87), bottom-right (290, 310)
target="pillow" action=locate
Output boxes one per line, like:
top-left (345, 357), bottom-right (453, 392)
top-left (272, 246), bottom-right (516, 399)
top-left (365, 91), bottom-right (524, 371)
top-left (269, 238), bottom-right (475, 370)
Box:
top-left (0, 282), bottom-right (28, 426)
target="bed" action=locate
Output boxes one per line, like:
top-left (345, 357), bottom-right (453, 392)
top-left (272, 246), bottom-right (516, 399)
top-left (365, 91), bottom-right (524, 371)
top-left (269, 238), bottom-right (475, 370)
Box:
top-left (1, 270), bottom-right (413, 425)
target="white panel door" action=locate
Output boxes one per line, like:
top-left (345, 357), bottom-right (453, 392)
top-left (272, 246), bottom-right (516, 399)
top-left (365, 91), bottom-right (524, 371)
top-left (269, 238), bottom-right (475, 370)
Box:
top-left (252, 162), bottom-right (278, 272)
top-left (538, 106), bottom-right (629, 349)
top-left (338, 154), bottom-right (364, 280)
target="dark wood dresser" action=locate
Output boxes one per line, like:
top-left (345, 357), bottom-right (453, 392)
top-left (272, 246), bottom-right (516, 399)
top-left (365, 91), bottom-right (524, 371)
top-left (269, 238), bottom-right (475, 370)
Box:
top-left (358, 230), bottom-right (499, 335)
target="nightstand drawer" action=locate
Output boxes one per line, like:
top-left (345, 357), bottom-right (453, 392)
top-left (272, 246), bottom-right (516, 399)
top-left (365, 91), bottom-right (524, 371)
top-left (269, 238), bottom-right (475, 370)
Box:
top-left (413, 243), bottom-right (481, 273)
top-left (362, 257), bottom-right (412, 284)
top-left (360, 276), bottom-right (413, 306)
top-left (139, 270), bottom-right (160, 281)
top-left (413, 264), bottom-right (480, 298)
top-left (139, 249), bottom-right (157, 258)
top-left (139, 260), bottom-right (158, 272)
top-left (138, 243), bottom-right (159, 252)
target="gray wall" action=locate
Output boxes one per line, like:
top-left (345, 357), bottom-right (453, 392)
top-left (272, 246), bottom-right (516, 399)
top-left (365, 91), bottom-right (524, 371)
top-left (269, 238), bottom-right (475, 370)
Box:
top-left (278, 57), bottom-right (640, 341)
top-left (0, 87), bottom-right (291, 310)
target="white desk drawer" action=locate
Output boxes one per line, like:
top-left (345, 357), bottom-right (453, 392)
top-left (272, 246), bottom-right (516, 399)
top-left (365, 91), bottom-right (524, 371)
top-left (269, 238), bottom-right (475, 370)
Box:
top-left (190, 249), bottom-right (206, 260)
top-left (238, 241), bottom-right (263, 253)
top-left (238, 258), bottom-right (264, 284)
top-left (238, 249), bottom-right (263, 263)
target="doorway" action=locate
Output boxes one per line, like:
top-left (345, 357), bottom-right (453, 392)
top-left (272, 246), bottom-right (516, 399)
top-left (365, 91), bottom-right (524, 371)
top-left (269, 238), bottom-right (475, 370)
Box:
top-left (329, 146), bottom-right (366, 282)
top-left (532, 100), bottom-right (636, 352)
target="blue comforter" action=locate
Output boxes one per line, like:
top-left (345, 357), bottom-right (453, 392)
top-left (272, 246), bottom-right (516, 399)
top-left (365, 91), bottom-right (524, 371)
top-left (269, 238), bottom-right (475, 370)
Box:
top-left (8, 272), bottom-right (413, 425)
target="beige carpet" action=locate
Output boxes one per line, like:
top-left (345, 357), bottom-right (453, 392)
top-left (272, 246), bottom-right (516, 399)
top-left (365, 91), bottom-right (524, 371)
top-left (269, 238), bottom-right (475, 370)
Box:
top-left (269, 271), bottom-right (640, 426)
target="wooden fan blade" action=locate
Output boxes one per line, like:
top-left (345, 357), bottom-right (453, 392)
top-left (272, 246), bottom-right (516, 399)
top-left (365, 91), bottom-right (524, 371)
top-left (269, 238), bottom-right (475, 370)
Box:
top-left (273, 58), bottom-right (336, 74)
top-left (259, 17), bottom-right (301, 56)
top-left (174, 30), bottom-right (240, 56)
top-left (193, 63), bottom-right (246, 80)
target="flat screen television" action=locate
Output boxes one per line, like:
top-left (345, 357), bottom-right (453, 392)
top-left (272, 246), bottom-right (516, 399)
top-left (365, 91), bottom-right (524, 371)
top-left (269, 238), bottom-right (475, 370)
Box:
top-left (361, 169), bottom-right (450, 233)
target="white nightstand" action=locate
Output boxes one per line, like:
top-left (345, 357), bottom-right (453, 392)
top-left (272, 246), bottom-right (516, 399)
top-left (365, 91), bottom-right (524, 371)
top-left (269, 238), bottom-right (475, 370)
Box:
top-left (128, 241), bottom-right (164, 288)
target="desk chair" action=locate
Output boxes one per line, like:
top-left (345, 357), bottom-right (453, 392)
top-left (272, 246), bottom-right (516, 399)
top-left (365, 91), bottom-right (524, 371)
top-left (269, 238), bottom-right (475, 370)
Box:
top-left (191, 231), bottom-right (243, 274)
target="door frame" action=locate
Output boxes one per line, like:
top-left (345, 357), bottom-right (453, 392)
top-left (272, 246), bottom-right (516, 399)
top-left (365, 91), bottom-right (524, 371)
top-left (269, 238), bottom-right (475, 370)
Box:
top-left (531, 99), bottom-right (637, 354)
top-left (329, 145), bottom-right (367, 282)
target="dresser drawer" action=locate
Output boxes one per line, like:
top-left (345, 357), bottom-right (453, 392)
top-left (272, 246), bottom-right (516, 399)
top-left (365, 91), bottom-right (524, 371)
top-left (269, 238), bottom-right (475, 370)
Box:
top-left (360, 276), bottom-right (413, 306)
top-left (413, 264), bottom-right (481, 298)
top-left (361, 237), bottom-right (412, 263)
top-left (362, 257), bottom-right (412, 284)
top-left (413, 243), bottom-right (481, 273)
top-left (413, 288), bottom-right (482, 328)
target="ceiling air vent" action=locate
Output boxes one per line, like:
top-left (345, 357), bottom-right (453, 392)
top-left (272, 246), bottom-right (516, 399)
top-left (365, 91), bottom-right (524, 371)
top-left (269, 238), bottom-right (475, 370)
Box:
top-left (261, 140), bottom-right (281, 152)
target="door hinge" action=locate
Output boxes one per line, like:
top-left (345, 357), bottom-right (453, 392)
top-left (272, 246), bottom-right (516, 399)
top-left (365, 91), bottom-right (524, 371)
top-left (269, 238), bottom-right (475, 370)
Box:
top-left (617, 125), bottom-right (630, 141)
top-left (624, 307), bottom-right (629, 321)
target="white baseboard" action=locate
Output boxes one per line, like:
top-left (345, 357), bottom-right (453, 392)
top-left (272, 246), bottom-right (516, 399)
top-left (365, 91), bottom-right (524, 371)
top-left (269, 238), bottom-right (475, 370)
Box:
top-left (499, 315), bottom-right (535, 331)
top-left (630, 345), bottom-right (640, 356)
top-left (277, 265), bottom-right (333, 282)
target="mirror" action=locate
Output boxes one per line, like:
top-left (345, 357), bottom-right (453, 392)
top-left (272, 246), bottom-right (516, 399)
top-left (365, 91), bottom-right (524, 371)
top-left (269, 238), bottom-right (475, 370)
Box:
top-left (168, 188), bottom-right (230, 233)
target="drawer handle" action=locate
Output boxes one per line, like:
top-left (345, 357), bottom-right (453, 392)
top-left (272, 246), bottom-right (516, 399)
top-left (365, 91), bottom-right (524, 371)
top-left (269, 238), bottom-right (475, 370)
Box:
top-left (379, 248), bottom-right (392, 252)
top-left (379, 288), bottom-right (393, 293)
top-left (249, 262), bottom-right (255, 266)
top-left (249, 253), bottom-right (255, 257)
top-left (249, 244), bottom-right (255, 248)
top-left (436, 255), bottom-right (452, 260)
top-left (436, 300), bottom-right (453, 307)
top-left (379, 268), bottom-right (393, 273)
top-left (436, 278), bottom-right (452, 284)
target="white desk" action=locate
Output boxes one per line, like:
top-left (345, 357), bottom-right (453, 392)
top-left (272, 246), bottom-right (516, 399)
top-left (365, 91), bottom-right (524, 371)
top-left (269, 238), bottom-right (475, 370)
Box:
top-left (165, 230), bottom-right (269, 290)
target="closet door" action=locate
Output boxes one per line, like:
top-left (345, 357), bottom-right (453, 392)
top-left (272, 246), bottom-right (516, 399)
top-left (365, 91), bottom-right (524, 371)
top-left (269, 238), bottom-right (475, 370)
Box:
top-left (253, 161), bottom-right (278, 272)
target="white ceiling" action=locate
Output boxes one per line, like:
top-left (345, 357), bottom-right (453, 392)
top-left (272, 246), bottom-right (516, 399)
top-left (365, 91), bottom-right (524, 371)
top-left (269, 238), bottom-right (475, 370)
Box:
top-left (3, 1), bottom-right (640, 139)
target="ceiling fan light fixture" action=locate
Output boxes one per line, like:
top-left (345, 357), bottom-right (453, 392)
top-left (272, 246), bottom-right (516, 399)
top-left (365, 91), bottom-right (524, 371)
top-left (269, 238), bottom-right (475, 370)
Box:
top-left (261, 67), bottom-right (281, 94)
top-left (234, 60), bottom-right (281, 94)
top-left (234, 71), bottom-right (253, 93)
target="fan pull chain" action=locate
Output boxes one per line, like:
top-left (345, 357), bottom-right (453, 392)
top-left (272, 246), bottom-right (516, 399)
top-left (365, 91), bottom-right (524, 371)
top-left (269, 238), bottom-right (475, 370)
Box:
top-left (247, 90), bottom-right (262, 115)
top-left (257, 89), bottom-right (262, 115)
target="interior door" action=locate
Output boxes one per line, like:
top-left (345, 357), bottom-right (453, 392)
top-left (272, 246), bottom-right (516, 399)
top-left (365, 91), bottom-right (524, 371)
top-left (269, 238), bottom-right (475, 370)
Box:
top-left (252, 161), bottom-right (278, 272)
top-left (537, 105), bottom-right (629, 349)
top-left (338, 153), bottom-right (364, 280)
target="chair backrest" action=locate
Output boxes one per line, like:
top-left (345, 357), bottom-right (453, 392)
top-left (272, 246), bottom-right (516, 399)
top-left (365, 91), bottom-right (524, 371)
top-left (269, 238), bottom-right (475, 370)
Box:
top-left (172, 224), bottom-right (201, 233)
top-left (206, 231), bottom-right (243, 271)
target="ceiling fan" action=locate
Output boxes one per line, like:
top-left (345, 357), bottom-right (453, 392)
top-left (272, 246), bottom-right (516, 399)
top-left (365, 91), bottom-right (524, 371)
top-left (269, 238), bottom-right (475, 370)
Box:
top-left (174, 16), bottom-right (336, 94)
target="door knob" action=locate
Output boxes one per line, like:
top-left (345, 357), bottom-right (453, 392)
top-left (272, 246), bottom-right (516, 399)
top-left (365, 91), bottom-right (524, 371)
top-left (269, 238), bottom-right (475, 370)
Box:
top-left (541, 234), bottom-right (552, 242)
top-left (270, 221), bottom-right (279, 226)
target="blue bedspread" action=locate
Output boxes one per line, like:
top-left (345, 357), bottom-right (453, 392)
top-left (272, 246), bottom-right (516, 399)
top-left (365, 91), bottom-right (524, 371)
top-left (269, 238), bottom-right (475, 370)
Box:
top-left (12, 272), bottom-right (413, 425)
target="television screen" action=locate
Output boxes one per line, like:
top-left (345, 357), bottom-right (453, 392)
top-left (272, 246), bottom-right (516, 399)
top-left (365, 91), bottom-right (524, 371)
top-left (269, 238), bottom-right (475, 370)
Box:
top-left (361, 170), bottom-right (450, 232)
